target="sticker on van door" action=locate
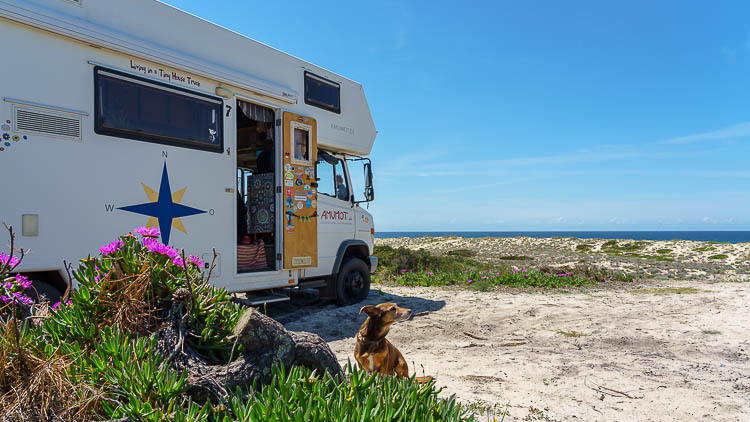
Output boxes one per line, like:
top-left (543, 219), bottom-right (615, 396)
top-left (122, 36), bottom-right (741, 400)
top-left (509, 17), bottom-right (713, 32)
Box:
top-left (117, 162), bottom-right (206, 244)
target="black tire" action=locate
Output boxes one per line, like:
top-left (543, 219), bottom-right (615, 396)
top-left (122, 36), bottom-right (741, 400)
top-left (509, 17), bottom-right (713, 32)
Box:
top-left (335, 258), bottom-right (370, 306)
top-left (31, 282), bottom-right (63, 304)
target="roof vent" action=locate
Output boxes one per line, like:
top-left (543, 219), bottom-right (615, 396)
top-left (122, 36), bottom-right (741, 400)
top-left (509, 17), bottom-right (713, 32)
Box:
top-left (62, 0), bottom-right (83, 6)
top-left (13, 104), bottom-right (83, 141)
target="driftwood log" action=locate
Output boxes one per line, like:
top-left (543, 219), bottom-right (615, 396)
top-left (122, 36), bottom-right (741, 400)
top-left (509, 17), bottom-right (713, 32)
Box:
top-left (155, 304), bottom-right (344, 402)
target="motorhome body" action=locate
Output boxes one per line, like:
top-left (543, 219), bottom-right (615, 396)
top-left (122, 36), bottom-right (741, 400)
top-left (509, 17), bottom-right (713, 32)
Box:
top-left (0, 0), bottom-right (377, 305)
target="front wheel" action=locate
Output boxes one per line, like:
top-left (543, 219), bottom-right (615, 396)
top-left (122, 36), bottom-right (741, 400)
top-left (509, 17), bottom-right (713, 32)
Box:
top-left (335, 258), bottom-right (371, 306)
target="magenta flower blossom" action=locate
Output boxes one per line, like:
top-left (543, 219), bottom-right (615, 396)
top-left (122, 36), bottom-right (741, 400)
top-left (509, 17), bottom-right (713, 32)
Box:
top-left (172, 256), bottom-right (185, 267)
top-left (51, 299), bottom-right (73, 310)
top-left (3, 281), bottom-right (13, 289)
top-left (426, 271), bottom-right (433, 275)
top-left (188, 255), bottom-right (204, 267)
top-left (144, 239), bottom-right (178, 258)
top-left (12, 291), bottom-right (33, 305)
top-left (2, 292), bottom-right (33, 305)
top-left (546, 273), bottom-right (550, 276)
top-left (467, 279), bottom-right (473, 284)
top-left (14, 274), bottom-right (32, 289)
top-left (464, 270), bottom-right (469, 273)
top-left (400, 269), bottom-right (408, 272)
top-left (135, 226), bottom-right (161, 238)
top-left (99, 239), bottom-right (124, 256)
top-left (481, 276), bottom-right (487, 279)
top-left (0, 253), bottom-right (20, 268)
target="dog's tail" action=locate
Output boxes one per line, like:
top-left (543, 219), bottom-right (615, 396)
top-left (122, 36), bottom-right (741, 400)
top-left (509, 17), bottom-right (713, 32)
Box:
top-left (415, 376), bottom-right (434, 384)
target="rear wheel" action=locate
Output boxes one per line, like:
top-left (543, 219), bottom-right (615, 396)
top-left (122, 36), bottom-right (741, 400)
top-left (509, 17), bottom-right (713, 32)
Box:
top-left (31, 281), bottom-right (63, 304)
top-left (335, 258), bottom-right (370, 306)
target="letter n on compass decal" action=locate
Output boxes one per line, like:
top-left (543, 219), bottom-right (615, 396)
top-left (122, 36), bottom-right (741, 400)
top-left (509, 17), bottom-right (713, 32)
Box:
top-left (118, 162), bottom-right (206, 244)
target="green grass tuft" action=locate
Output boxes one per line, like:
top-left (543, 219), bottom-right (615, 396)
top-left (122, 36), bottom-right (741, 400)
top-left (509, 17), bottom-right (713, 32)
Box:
top-left (556, 330), bottom-right (588, 337)
top-left (447, 249), bottom-right (475, 258)
top-left (630, 287), bottom-right (706, 295)
top-left (702, 330), bottom-right (721, 335)
top-left (708, 254), bottom-right (729, 260)
top-left (497, 255), bottom-right (534, 261)
top-left (693, 246), bottom-right (717, 252)
top-left (656, 248), bottom-right (672, 254)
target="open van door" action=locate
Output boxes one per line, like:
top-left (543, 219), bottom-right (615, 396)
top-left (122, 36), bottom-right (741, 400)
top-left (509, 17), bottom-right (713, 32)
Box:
top-left (282, 112), bottom-right (318, 269)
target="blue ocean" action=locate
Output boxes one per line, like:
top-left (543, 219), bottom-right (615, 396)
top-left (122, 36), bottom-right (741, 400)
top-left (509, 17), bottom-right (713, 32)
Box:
top-left (375, 231), bottom-right (750, 244)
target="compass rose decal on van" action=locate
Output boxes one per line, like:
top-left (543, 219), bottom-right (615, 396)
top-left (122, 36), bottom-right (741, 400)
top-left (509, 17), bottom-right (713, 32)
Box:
top-left (118, 162), bottom-right (205, 244)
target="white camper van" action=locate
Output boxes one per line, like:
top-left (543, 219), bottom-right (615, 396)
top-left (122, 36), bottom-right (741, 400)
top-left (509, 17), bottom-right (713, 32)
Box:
top-left (0, 0), bottom-right (377, 305)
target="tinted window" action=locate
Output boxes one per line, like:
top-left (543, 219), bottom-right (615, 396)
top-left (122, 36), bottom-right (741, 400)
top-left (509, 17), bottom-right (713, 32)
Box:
top-left (304, 71), bottom-right (340, 114)
top-left (94, 67), bottom-right (223, 152)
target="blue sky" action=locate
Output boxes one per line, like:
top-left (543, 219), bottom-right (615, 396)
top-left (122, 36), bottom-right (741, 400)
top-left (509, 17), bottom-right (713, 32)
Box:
top-left (164, 0), bottom-right (750, 231)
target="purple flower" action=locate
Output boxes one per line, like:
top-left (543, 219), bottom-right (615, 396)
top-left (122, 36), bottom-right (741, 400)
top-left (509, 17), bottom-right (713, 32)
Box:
top-left (12, 291), bottom-right (33, 305)
top-left (3, 281), bottom-right (13, 289)
top-left (188, 255), bottom-right (204, 267)
top-left (467, 279), bottom-right (473, 284)
top-left (524, 274), bottom-right (529, 277)
top-left (172, 256), bottom-right (185, 267)
top-left (14, 274), bottom-right (32, 289)
top-left (135, 226), bottom-right (161, 238)
top-left (567, 271), bottom-right (573, 276)
top-left (0, 295), bottom-right (10, 304)
top-left (426, 271), bottom-right (433, 275)
top-left (0, 253), bottom-right (20, 268)
top-left (481, 276), bottom-right (487, 279)
top-left (99, 239), bottom-right (124, 256)
top-left (51, 299), bottom-right (72, 310)
top-left (401, 269), bottom-right (408, 272)
top-left (144, 239), bottom-right (178, 258)
top-left (545, 272), bottom-right (550, 276)
top-left (464, 270), bottom-right (469, 273)
top-left (495, 272), bottom-right (500, 276)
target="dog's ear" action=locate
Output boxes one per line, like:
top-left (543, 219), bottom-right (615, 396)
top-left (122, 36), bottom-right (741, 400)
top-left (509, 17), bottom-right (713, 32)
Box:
top-left (359, 305), bottom-right (380, 317)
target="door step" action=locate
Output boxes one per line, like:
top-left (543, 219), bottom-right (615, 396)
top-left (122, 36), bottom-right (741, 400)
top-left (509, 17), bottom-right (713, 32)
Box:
top-left (233, 292), bottom-right (290, 307)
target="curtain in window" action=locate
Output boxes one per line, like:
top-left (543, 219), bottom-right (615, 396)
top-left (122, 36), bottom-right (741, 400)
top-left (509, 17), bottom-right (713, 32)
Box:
top-left (238, 101), bottom-right (274, 123)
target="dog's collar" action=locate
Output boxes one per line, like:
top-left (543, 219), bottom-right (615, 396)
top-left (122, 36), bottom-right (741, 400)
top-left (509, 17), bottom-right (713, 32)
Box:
top-left (356, 332), bottom-right (380, 345)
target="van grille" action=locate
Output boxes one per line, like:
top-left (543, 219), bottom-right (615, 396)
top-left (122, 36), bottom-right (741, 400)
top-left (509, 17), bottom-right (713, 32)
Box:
top-left (15, 107), bottom-right (82, 141)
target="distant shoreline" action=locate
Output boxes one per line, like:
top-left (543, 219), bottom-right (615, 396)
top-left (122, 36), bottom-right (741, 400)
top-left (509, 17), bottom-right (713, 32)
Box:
top-left (375, 231), bottom-right (750, 243)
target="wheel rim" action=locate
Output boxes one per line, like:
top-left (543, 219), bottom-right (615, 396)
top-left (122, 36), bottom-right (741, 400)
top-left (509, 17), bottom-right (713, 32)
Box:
top-left (344, 270), bottom-right (366, 299)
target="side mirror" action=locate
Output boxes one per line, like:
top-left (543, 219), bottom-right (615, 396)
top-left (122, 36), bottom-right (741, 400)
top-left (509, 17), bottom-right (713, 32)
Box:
top-left (364, 163), bottom-right (374, 201)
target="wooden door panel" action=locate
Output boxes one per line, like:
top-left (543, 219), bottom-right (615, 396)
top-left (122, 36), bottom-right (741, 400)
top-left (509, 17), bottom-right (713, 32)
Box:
top-left (282, 112), bottom-right (318, 269)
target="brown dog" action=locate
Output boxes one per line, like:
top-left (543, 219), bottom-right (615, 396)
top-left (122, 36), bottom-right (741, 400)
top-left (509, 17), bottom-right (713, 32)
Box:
top-left (354, 302), bottom-right (431, 383)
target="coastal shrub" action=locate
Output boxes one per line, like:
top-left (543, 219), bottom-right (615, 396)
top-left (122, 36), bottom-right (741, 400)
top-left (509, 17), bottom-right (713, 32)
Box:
top-left (708, 254), bottom-right (729, 260)
top-left (0, 228), bottom-right (473, 421)
top-left (447, 248), bottom-right (474, 258)
top-left (575, 244), bottom-right (593, 252)
top-left (656, 249), bottom-right (672, 254)
top-left (227, 363), bottom-right (473, 421)
top-left (694, 246), bottom-right (717, 252)
top-left (385, 266), bottom-right (596, 291)
top-left (374, 245), bottom-right (484, 275)
top-left (496, 255), bottom-right (534, 261)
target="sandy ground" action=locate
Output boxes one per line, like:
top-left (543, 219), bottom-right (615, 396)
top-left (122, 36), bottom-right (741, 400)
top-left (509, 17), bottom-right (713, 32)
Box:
top-left (279, 280), bottom-right (749, 421)
top-left (273, 237), bottom-right (750, 421)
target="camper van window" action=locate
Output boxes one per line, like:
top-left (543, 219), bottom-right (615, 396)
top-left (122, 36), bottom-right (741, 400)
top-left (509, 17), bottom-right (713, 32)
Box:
top-left (94, 67), bottom-right (223, 153)
top-left (316, 151), bottom-right (349, 201)
top-left (304, 71), bottom-right (340, 114)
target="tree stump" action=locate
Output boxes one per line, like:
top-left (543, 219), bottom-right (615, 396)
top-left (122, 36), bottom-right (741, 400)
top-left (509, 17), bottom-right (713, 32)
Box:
top-left (156, 307), bottom-right (344, 402)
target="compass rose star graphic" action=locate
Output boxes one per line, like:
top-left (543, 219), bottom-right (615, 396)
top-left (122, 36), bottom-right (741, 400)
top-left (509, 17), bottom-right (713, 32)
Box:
top-left (118, 162), bottom-right (206, 244)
